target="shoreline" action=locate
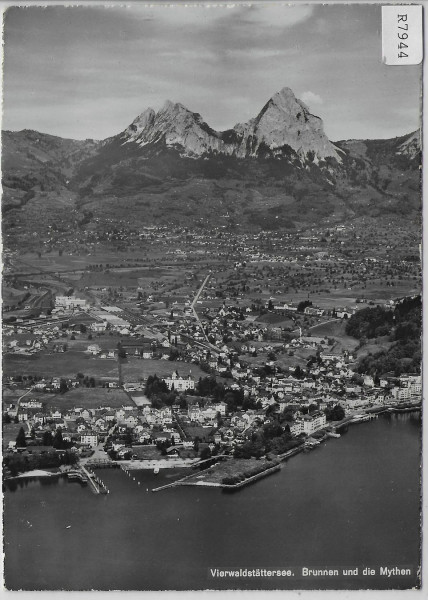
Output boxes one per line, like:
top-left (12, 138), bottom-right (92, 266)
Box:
top-left (156, 403), bottom-right (421, 492)
top-left (4, 403), bottom-right (420, 487)
top-left (7, 469), bottom-right (62, 480)
top-left (120, 458), bottom-right (200, 470)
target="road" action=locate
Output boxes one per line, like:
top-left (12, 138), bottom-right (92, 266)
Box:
top-left (308, 318), bottom-right (341, 332)
top-left (80, 443), bottom-right (111, 465)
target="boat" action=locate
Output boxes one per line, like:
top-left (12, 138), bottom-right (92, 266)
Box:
top-left (153, 467), bottom-right (160, 474)
top-left (67, 471), bottom-right (88, 484)
top-left (352, 414), bottom-right (370, 423)
top-left (327, 431), bottom-right (341, 438)
top-left (66, 525), bottom-right (71, 529)
top-left (305, 438), bottom-right (321, 448)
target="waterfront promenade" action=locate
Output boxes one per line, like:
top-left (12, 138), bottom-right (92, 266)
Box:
top-left (121, 457), bottom-right (200, 470)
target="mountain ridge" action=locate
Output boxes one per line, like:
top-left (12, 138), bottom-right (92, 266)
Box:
top-left (111, 87), bottom-right (341, 163)
top-left (2, 86), bottom-right (421, 243)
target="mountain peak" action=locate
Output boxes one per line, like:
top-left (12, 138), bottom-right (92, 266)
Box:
top-left (160, 100), bottom-right (191, 115)
top-left (272, 86), bottom-right (298, 105)
top-left (231, 87), bottom-right (340, 161)
top-left (269, 87), bottom-right (310, 115)
top-left (123, 108), bottom-right (156, 143)
top-left (132, 107), bottom-right (155, 127)
top-left (119, 86), bottom-right (341, 162)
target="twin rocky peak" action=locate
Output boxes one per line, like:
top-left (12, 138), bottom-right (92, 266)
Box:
top-left (118, 87), bottom-right (342, 163)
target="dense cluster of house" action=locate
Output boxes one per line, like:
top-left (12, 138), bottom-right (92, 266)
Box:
top-left (4, 359), bottom-right (420, 458)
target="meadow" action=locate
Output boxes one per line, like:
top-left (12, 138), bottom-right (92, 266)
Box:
top-left (41, 387), bottom-right (130, 411)
top-left (3, 351), bottom-right (119, 380)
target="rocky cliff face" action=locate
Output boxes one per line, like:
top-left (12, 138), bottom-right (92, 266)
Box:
top-left (116, 87), bottom-right (341, 163)
top-left (230, 87), bottom-right (341, 161)
top-left (120, 101), bottom-right (226, 156)
top-left (396, 130), bottom-right (421, 160)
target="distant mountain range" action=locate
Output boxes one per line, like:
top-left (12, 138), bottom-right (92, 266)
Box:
top-left (2, 87), bottom-right (421, 233)
top-left (116, 87), bottom-right (341, 162)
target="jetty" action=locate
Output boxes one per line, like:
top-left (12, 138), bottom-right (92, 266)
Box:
top-left (79, 465), bottom-right (109, 495)
top-left (66, 471), bottom-right (88, 484)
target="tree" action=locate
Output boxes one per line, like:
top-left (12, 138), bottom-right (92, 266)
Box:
top-left (297, 300), bottom-right (312, 313)
top-left (325, 404), bottom-right (345, 421)
top-left (294, 365), bottom-right (304, 379)
top-left (16, 427), bottom-right (27, 448)
top-left (42, 430), bottom-right (53, 446)
top-left (200, 447), bottom-right (211, 460)
top-left (53, 429), bottom-right (64, 449)
top-left (117, 343), bottom-right (127, 359)
top-left (216, 411), bottom-right (224, 427)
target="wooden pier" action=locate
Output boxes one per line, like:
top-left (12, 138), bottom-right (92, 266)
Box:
top-left (80, 465), bottom-right (109, 495)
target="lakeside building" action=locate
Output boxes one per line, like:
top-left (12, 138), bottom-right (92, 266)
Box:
top-left (291, 412), bottom-right (327, 436)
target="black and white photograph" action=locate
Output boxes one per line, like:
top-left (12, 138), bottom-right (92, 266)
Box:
top-left (1, 1), bottom-right (423, 592)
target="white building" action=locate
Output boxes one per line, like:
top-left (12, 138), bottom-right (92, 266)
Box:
top-left (87, 344), bottom-right (102, 355)
top-left (55, 296), bottom-right (89, 310)
top-left (391, 387), bottom-right (411, 402)
top-left (290, 420), bottom-right (304, 436)
top-left (163, 371), bottom-right (195, 392)
top-left (188, 404), bottom-right (201, 422)
top-left (80, 434), bottom-right (98, 447)
top-left (301, 412), bottom-right (327, 435)
top-left (91, 321), bottom-right (107, 332)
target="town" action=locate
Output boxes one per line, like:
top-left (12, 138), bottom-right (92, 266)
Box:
top-left (3, 230), bottom-right (421, 486)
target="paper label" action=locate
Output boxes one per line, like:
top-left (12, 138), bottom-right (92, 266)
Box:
top-left (382, 5), bottom-right (423, 65)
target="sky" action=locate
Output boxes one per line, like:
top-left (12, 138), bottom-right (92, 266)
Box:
top-left (1, 3), bottom-right (422, 141)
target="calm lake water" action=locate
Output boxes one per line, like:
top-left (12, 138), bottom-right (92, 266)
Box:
top-left (4, 412), bottom-right (422, 591)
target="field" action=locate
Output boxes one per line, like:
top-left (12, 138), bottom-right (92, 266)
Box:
top-left (3, 387), bottom-right (31, 404)
top-left (62, 334), bottom-right (122, 353)
top-left (182, 424), bottom-right (215, 441)
top-left (309, 319), bottom-right (359, 353)
top-left (129, 394), bottom-right (151, 407)
top-left (356, 337), bottom-right (394, 360)
top-left (3, 351), bottom-right (119, 379)
top-left (186, 456), bottom-right (277, 484)
top-left (272, 278), bottom-right (420, 311)
top-left (254, 314), bottom-right (295, 327)
top-left (129, 446), bottom-right (163, 460)
top-left (274, 353), bottom-right (309, 370)
top-left (41, 387), bottom-right (130, 411)
top-left (4, 349), bottom-right (211, 386)
top-left (2, 422), bottom-right (24, 450)
top-left (3, 286), bottom-right (28, 306)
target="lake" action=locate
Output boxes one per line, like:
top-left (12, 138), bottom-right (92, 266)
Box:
top-left (4, 411), bottom-right (421, 590)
